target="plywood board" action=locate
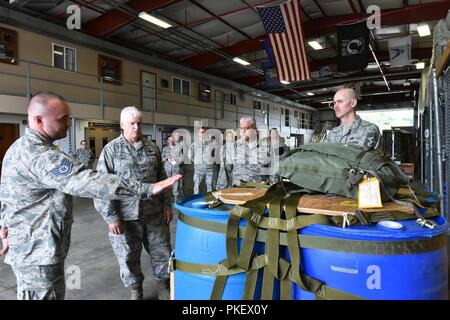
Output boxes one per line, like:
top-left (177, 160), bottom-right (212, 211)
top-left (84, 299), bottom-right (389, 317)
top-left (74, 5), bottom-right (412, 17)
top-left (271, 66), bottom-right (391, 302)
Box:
top-left (214, 188), bottom-right (268, 205)
top-left (215, 188), bottom-right (414, 216)
top-left (297, 194), bottom-right (414, 215)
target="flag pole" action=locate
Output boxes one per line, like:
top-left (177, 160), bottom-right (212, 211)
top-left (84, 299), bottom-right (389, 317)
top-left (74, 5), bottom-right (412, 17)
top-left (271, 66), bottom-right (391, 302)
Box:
top-left (369, 43), bottom-right (391, 92)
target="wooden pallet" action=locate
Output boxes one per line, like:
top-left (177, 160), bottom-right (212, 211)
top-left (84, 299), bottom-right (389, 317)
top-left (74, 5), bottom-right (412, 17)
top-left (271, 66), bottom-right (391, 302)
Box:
top-left (215, 188), bottom-right (414, 216)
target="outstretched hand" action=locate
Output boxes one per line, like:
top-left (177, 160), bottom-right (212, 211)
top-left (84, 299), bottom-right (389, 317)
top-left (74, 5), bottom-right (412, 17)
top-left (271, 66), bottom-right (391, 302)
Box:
top-left (152, 174), bottom-right (182, 196)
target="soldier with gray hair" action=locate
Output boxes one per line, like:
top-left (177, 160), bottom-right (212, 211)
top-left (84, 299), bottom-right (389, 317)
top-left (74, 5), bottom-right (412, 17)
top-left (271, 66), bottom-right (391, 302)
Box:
top-left (322, 88), bottom-right (381, 150)
top-left (217, 116), bottom-right (265, 189)
top-left (94, 106), bottom-right (174, 300)
top-left (0, 93), bottom-right (181, 300)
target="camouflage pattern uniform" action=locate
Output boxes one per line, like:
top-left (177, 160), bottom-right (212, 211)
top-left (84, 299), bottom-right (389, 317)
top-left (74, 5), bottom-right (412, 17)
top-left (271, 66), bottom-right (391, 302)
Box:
top-left (211, 141), bottom-right (221, 190)
top-left (217, 139), bottom-right (265, 189)
top-left (94, 134), bottom-right (173, 291)
top-left (259, 137), bottom-right (279, 183)
top-left (322, 115), bottom-right (381, 150)
top-left (189, 140), bottom-right (215, 194)
top-left (219, 141), bottom-right (235, 189)
top-left (72, 148), bottom-right (95, 169)
top-left (0, 128), bottom-right (154, 300)
top-left (161, 143), bottom-right (184, 201)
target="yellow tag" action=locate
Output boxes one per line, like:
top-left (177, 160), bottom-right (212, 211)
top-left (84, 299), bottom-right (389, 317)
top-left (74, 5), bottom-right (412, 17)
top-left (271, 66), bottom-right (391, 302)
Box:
top-left (358, 176), bottom-right (383, 209)
top-left (339, 200), bottom-right (358, 207)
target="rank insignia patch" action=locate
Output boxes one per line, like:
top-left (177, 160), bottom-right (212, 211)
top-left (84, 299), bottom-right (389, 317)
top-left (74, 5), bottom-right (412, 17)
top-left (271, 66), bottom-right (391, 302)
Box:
top-left (50, 158), bottom-right (73, 176)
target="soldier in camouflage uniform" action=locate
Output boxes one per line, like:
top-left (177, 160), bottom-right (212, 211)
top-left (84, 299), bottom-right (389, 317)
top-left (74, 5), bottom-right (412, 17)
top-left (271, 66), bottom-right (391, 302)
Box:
top-left (188, 127), bottom-right (215, 194)
top-left (217, 117), bottom-right (266, 189)
top-left (322, 88), bottom-right (381, 150)
top-left (210, 135), bottom-right (221, 190)
top-left (219, 130), bottom-right (236, 189)
top-left (0, 92), bottom-right (181, 300)
top-left (261, 128), bottom-right (284, 183)
top-left (94, 106), bottom-right (173, 300)
top-left (161, 135), bottom-right (184, 201)
top-left (72, 140), bottom-right (95, 169)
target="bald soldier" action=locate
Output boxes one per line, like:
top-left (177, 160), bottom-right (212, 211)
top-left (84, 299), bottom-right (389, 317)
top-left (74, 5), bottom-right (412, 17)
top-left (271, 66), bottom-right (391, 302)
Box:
top-left (322, 88), bottom-right (381, 150)
top-left (94, 107), bottom-right (174, 300)
top-left (0, 92), bottom-right (181, 300)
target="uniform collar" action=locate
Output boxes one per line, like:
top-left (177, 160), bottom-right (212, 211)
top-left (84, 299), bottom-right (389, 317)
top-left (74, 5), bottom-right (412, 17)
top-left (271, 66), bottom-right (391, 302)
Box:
top-left (25, 127), bottom-right (54, 145)
top-left (238, 138), bottom-right (258, 149)
top-left (340, 115), bottom-right (361, 136)
top-left (119, 133), bottom-right (146, 151)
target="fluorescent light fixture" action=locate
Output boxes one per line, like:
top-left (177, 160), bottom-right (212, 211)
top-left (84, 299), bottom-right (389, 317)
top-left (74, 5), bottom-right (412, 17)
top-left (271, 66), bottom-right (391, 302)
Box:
top-left (203, 89), bottom-right (210, 93)
top-left (366, 62), bottom-right (379, 69)
top-left (139, 12), bottom-right (172, 29)
top-left (320, 100), bottom-right (334, 104)
top-left (232, 57), bottom-right (250, 66)
top-left (417, 23), bottom-right (430, 37)
top-left (308, 40), bottom-right (323, 50)
top-left (306, 92), bottom-right (315, 96)
top-left (280, 80), bottom-right (290, 85)
top-left (416, 62), bottom-right (425, 69)
top-left (54, 50), bottom-right (63, 56)
top-left (374, 26), bottom-right (402, 35)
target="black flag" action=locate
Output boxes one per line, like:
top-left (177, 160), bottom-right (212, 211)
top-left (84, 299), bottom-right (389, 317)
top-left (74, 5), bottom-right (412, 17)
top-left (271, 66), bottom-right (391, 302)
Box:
top-left (337, 20), bottom-right (369, 72)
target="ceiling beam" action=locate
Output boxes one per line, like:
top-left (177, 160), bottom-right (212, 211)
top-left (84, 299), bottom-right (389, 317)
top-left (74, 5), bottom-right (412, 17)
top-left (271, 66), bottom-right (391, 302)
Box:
top-left (295, 84), bottom-right (419, 102)
top-left (182, 1), bottom-right (449, 70)
top-left (234, 47), bottom-right (431, 87)
top-left (348, 0), bottom-right (359, 14)
top-left (83, 0), bottom-right (182, 38)
top-left (268, 70), bottom-right (422, 95)
top-left (189, 0), bottom-right (252, 40)
top-left (182, 35), bottom-right (266, 69)
top-left (304, 0), bottom-right (450, 38)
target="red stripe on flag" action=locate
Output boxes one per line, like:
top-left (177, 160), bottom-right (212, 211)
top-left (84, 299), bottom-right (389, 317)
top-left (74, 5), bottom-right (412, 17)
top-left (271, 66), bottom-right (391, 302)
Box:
top-left (289, 0), bottom-right (306, 80)
top-left (274, 33), bottom-right (288, 81)
top-left (269, 34), bottom-right (283, 81)
top-left (282, 1), bottom-right (301, 80)
top-left (281, 32), bottom-right (295, 81)
top-left (263, 0), bottom-right (311, 82)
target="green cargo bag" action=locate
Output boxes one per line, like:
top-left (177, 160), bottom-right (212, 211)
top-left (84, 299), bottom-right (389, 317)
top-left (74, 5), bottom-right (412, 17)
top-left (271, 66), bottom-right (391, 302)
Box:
top-left (278, 143), bottom-right (410, 201)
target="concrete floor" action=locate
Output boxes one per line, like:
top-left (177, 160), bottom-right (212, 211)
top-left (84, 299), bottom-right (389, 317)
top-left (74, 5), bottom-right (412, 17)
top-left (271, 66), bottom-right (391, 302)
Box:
top-left (0, 197), bottom-right (179, 300)
top-left (0, 195), bottom-right (449, 300)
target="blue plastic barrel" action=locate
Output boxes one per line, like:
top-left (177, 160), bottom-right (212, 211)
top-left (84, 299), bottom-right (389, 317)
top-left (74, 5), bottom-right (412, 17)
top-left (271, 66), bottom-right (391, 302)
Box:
top-left (292, 216), bottom-right (448, 300)
top-left (174, 194), bottom-right (272, 300)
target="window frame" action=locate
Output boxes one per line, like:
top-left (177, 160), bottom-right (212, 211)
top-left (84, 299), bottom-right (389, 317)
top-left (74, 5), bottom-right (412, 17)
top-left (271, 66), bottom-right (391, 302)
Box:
top-left (172, 76), bottom-right (190, 96)
top-left (284, 108), bottom-right (290, 127)
top-left (52, 42), bottom-right (77, 72)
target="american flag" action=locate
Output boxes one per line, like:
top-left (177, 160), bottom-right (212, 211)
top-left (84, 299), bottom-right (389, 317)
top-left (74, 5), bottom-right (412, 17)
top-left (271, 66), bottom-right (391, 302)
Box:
top-left (257, 0), bottom-right (311, 82)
